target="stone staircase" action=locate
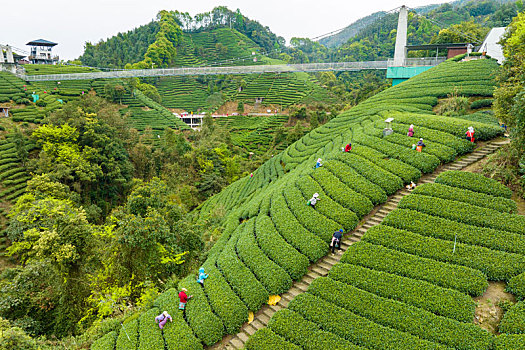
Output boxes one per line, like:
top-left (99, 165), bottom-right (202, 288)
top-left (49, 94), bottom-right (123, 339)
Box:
top-left (221, 139), bottom-right (507, 350)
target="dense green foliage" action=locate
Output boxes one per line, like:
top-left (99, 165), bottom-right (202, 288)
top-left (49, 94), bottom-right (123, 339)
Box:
top-left (491, 8), bottom-right (525, 197)
top-left (249, 171), bottom-right (522, 349)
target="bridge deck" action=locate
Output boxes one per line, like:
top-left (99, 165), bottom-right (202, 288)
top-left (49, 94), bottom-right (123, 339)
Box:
top-left (6, 58), bottom-right (445, 81)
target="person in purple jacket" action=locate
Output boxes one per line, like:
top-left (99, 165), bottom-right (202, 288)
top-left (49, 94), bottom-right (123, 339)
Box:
top-left (155, 311), bottom-right (172, 329)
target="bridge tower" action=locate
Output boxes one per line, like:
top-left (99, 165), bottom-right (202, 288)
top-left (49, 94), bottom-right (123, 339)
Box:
top-left (392, 5), bottom-right (408, 67)
top-left (0, 45), bottom-right (17, 74)
top-left (387, 5), bottom-right (438, 86)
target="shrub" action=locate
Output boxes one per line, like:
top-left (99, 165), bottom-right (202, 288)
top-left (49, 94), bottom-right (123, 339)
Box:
top-left (354, 134), bottom-right (440, 173)
top-left (435, 171), bottom-right (512, 199)
top-left (138, 308), bottom-right (165, 350)
top-left (267, 309), bottom-right (363, 350)
top-left (153, 288), bottom-right (205, 350)
top-left (310, 168), bottom-right (373, 218)
top-left (364, 225), bottom-right (525, 281)
top-left (199, 265), bottom-right (248, 334)
top-left (255, 214), bottom-right (309, 280)
top-left (115, 318), bottom-right (139, 350)
top-left (269, 193), bottom-right (328, 260)
top-left (341, 242), bottom-right (488, 296)
top-left (387, 121), bottom-right (475, 155)
top-left (245, 328), bottom-right (301, 350)
top-left (236, 219), bottom-right (292, 295)
top-left (333, 153), bottom-right (403, 194)
top-left (507, 272), bottom-right (525, 301)
top-left (323, 160), bottom-right (387, 205)
top-left (216, 226), bottom-right (269, 311)
top-left (383, 209), bottom-right (525, 256)
top-left (412, 183), bottom-right (517, 213)
top-left (471, 99), bottom-right (493, 109)
top-left (288, 293), bottom-right (448, 350)
top-left (350, 144), bottom-right (422, 183)
top-left (91, 331), bottom-right (117, 350)
top-left (493, 334), bottom-right (525, 349)
top-left (390, 114), bottom-right (503, 141)
top-left (384, 133), bottom-right (456, 162)
top-left (293, 177), bottom-right (359, 232)
top-left (328, 263), bottom-right (475, 323)
top-left (398, 194), bottom-right (525, 235)
top-left (178, 276), bottom-right (224, 346)
top-left (499, 302), bottom-right (525, 334)
top-left (308, 277), bottom-right (492, 350)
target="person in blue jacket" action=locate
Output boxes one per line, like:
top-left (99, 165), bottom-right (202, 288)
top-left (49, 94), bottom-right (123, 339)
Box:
top-left (315, 158), bottom-right (323, 168)
top-left (197, 267), bottom-right (209, 284)
top-left (331, 229), bottom-right (344, 254)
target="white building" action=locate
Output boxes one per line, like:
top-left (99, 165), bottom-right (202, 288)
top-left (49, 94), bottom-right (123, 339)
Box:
top-left (478, 27), bottom-right (506, 64)
top-left (27, 39), bottom-right (59, 64)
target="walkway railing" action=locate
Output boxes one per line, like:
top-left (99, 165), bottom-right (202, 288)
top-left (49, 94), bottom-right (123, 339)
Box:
top-left (12, 58), bottom-right (445, 82)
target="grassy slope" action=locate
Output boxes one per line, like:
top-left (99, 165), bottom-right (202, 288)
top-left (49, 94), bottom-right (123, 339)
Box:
top-left (91, 57), bottom-right (507, 349)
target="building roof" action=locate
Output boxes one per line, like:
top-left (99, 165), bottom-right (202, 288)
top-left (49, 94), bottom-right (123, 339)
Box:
top-left (26, 39), bottom-right (57, 46)
top-left (406, 43), bottom-right (474, 51)
top-left (478, 27), bottom-right (506, 64)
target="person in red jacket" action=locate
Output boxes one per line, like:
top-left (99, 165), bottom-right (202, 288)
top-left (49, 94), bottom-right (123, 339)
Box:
top-left (179, 288), bottom-right (192, 310)
top-left (466, 127), bottom-right (475, 142)
top-left (344, 143), bottom-right (352, 152)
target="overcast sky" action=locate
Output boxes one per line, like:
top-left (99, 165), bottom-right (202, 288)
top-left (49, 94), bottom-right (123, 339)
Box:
top-left (2, 0), bottom-right (453, 61)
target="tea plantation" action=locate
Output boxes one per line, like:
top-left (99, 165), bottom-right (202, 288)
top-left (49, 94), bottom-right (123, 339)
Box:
top-left (88, 57), bottom-right (518, 350)
top-left (246, 172), bottom-right (525, 350)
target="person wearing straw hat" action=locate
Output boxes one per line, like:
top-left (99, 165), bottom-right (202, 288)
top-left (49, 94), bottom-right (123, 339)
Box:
top-left (178, 288), bottom-right (192, 310)
top-left (155, 311), bottom-right (172, 329)
top-left (416, 138), bottom-right (426, 152)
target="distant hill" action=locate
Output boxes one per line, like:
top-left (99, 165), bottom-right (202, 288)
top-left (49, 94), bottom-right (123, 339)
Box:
top-left (319, 0), bottom-right (517, 49)
top-left (319, 11), bottom-right (386, 48)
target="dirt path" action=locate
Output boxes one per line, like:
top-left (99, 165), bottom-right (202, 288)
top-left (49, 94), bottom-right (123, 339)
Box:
top-left (474, 282), bottom-right (516, 334)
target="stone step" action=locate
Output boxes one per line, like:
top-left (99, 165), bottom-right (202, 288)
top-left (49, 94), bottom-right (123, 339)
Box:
top-left (251, 319), bottom-right (264, 329)
top-left (302, 274), bottom-right (315, 284)
top-left (288, 287), bottom-right (303, 297)
top-left (279, 298), bottom-right (290, 308)
top-left (318, 261), bottom-right (334, 270)
top-left (229, 337), bottom-right (244, 348)
top-left (244, 324), bottom-right (258, 335)
top-left (323, 256), bottom-right (339, 265)
top-left (237, 331), bottom-right (250, 343)
top-left (311, 265), bottom-right (329, 275)
top-left (257, 312), bottom-right (270, 325)
top-left (268, 304), bottom-right (281, 312)
top-left (295, 280), bottom-right (312, 290)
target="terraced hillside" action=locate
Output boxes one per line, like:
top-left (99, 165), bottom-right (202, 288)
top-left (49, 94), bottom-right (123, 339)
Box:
top-left (153, 71), bottom-right (335, 114)
top-left (246, 171), bottom-right (525, 349)
top-left (215, 114), bottom-right (289, 155)
top-left (89, 56), bottom-right (508, 350)
top-left (19, 66), bottom-right (190, 131)
top-left (142, 27), bottom-right (337, 113)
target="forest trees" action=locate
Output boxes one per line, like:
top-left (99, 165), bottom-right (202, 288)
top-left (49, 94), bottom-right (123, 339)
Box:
top-left (492, 11), bottom-right (525, 196)
top-left (30, 94), bottom-right (133, 219)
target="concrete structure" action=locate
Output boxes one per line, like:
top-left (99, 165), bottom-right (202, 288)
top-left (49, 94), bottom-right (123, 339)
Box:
top-left (176, 113), bottom-right (224, 129)
top-left (27, 39), bottom-right (58, 64)
top-left (0, 45), bottom-right (14, 63)
top-left (479, 27), bottom-right (506, 64)
top-left (0, 106), bottom-right (9, 118)
top-left (0, 45), bottom-right (17, 74)
top-left (392, 5), bottom-right (408, 67)
top-left (14, 58), bottom-right (445, 82)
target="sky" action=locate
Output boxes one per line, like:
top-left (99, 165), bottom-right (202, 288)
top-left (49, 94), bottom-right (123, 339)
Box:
top-left (1, 0), bottom-right (453, 61)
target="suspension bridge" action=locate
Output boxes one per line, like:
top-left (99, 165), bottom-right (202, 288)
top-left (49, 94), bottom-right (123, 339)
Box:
top-left (1, 6), bottom-right (481, 83)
